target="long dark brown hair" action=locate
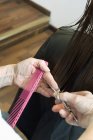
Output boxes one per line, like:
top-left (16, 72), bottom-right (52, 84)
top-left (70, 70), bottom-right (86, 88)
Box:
top-left (53, 0), bottom-right (93, 92)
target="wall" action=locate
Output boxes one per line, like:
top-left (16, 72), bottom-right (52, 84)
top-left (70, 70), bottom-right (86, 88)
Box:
top-left (31, 0), bottom-right (87, 28)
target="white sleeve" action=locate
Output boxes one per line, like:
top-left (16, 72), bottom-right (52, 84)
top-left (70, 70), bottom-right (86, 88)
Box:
top-left (0, 110), bottom-right (23, 140)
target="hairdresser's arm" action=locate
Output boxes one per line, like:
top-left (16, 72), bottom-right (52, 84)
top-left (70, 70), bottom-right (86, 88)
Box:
top-left (78, 121), bottom-right (93, 140)
top-left (0, 58), bottom-right (58, 97)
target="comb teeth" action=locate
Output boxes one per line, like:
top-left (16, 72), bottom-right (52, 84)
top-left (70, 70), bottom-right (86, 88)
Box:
top-left (7, 69), bottom-right (44, 128)
top-left (7, 98), bottom-right (25, 125)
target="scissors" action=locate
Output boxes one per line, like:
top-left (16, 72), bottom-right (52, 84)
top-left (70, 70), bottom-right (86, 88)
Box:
top-left (52, 89), bottom-right (78, 123)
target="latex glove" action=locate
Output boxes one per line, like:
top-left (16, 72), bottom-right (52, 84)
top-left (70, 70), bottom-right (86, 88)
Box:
top-left (0, 58), bottom-right (58, 97)
top-left (52, 91), bottom-right (93, 128)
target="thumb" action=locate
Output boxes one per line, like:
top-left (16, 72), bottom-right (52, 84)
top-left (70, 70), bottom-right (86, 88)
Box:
top-left (59, 92), bottom-right (77, 106)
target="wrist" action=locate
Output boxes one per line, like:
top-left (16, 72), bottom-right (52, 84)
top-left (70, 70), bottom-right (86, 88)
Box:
top-left (78, 118), bottom-right (93, 140)
top-left (88, 114), bottom-right (93, 127)
top-left (0, 64), bottom-right (16, 88)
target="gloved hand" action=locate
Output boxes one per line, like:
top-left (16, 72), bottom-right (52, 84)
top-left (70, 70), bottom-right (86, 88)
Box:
top-left (52, 91), bottom-right (93, 128)
top-left (0, 58), bottom-right (58, 97)
top-left (14, 58), bottom-right (58, 97)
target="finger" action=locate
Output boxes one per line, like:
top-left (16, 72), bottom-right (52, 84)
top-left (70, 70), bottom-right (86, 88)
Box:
top-left (37, 86), bottom-right (53, 97)
top-left (59, 92), bottom-right (86, 109)
top-left (59, 91), bottom-right (92, 103)
top-left (65, 112), bottom-right (78, 126)
top-left (43, 72), bottom-right (59, 91)
top-left (52, 104), bottom-right (64, 112)
top-left (59, 109), bottom-right (70, 118)
top-left (59, 92), bottom-right (93, 111)
top-left (59, 92), bottom-right (77, 104)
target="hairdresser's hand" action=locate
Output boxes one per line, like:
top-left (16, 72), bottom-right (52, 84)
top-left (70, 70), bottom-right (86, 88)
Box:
top-left (14, 58), bottom-right (58, 97)
top-left (52, 91), bottom-right (93, 128)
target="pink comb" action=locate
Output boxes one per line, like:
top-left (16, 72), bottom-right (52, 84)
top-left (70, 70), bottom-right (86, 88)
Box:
top-left (7, 68), bottom-right (44, 128)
